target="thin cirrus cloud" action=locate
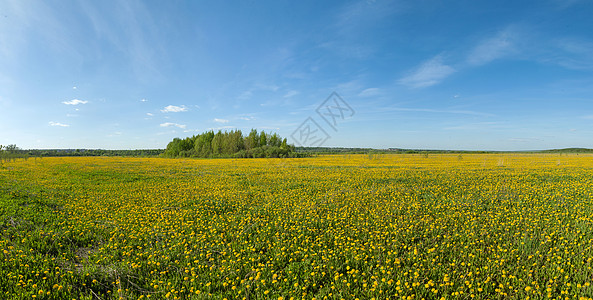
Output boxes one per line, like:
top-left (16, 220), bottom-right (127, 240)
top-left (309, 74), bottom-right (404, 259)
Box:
top-left (398, 56), bottom-right (456, 88)
top-left (160, 105), bottom-right (188, 113)
top-left (358, 88), bottom-right (380, 97)
top-left (383, 106), bottom-right (495, 117)
top-left (464, 26), bottom-right (593, 70)
top-left (62, 99), bottom-right (88, 105)
top-left (467, 28), bottom-right (517, 66)
top-left (160, 122), bottom-right (186, 129)
top-left (546, 38), bottom-right (593, 70)
top-left (398, 28), bottom-right (519, 89)
top-left (214, 118), bottom-right (229, 123)
top-left (49, 121), bottom-right (69, 127)
top-left (283, 90), bottom-right (299, 98)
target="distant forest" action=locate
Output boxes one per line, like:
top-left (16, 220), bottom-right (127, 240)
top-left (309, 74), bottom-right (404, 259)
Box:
top-left (163, 129), bottom-right (302, 158)
top-left (2, 142), bottom-right (592, 160)
top-left (0, 145), bottom-right (163, 158)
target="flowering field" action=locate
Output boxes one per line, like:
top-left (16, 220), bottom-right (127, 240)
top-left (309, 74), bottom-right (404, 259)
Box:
top-left (1, 154), bottom-right (592, 299)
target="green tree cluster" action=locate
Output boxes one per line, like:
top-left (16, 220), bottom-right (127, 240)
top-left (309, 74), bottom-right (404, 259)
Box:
top-left (163, 129), bottom-right (300, 158)
top-left (22, 149), bottom-right (164, 157)
top-left (0, 144), bottom-right (28, 162)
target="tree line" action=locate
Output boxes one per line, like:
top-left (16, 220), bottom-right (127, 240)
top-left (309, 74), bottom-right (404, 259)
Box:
top-left (0, 145), bottom-right (164, 158)
top-left (24, 149), bottom-right (164, 157)
top-left (0, 144), bottom-right (29, 162)
top-left (163, 129), bottom-right (302, 158)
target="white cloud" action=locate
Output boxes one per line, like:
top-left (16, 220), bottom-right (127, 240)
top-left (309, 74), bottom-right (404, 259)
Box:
top-left (214, 118), bottom-right (229, 123)
top-left (107, 131), bottom-right (123, 137)
top-left (62, 99), bottom-right (88, 105)
top-left (545, 38), bottom-right (593, 70)
top-left (79, 1), bottom-right (163, 82)
top-left (238, 91), bottom-right (253, 100)
top-left (140, 98), bottom-right (148, 102)
top-left (358, 88), bottom-right (380, 97)
top-left (49, 121), bottom-right (69, 127)
top-left (161, 105), bottom-right (187, 113)
top-left (208, 125), bottom-right (236, 131)
top-left (238, 84), bottom-right (280, 101)
top-left (160, 122), bottom-right (186, 129)
top-left (283, 90), bottom-right (299, 98)
top-left (72, 86), bottom-right (77, 90)
top-left (183, 129), bottom-right (201, 133)
top-left (146, 112), bottom-right (154, 116)
top-left (239, 116), bottom-right (256, 121)
top-left (467, 29), bottom-right (517, 66)
top-left (509, 137), bottom-right (543, 142)
top-left (398, 56), bottom-right (456, 88)
top-left (257, 84), bottom-right (280, 92)
top-left (335, 0), bottom-right (399, 36)
top-left (381, 106), bottom-right (495, 117)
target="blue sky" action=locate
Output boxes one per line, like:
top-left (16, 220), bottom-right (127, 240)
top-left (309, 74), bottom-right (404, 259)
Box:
top-left (1, 0), bottom-right (593, 150)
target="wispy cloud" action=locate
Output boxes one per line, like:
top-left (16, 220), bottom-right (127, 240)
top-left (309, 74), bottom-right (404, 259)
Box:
top-left (214, 118), bottom-right (229, 123)
top-left (467, 28), bottom-right (518, 66)
top-left (509, 137), bottom-right (543, 142)
top-left (0, 1), bottom-right (74, 61)
top-left (239, 116), bottom-right (256, 121)
top-left (334, 0), bottom-right (400, 36)
top-left (553, 0), bottom-right (591, 9)
top-left (544, 38), bottom-right (593, 70)
top-left (255, 84), bottom-right (280, 92)
top-left (80, 1), bottom-right (164, 82)
top-left (238, 91), bottom-right (253, 100)
top-left (49, 121), bottom-right (69, 127)
top-left (386, 107), bottom-right (495, 117)
top-left (358, 88), bottom-right (380, 97)
top-left (160, 122), bottom-right (186, 129)
top-left (398, 56), bottom-right (456, 88)
top-left (283, 90), bottom-right (299, 98)
top-left (146, 112), bottom-right (154, 116)
top-left (208, 125), bottom-right (236, 131)
top-left (443, 121), bottom-right (505, 130)
top-left (464, 26), bottom-right (593, 71)
top-left (318, 41), bottom-right (374, 59)
top-left (62, 99), bottom-right (88, 105)
top-left (237, 84), bottom-right (280, 101)
top-left (183, 129), bottom-right (202, 133)
top-left (161, 105), bottom-right (187, 113)
top-left (140, 98), bottom-right (148, 102)
top-left (322, 0), bottom-right (400, 60)
top-left (107, 131), bottom-right (123, 137)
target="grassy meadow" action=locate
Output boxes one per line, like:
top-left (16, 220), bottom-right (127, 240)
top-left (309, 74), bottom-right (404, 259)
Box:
top-left (0, 154), bottom-right (592, 299)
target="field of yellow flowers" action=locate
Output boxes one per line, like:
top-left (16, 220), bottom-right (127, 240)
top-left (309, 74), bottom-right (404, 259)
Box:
top-left (1, 154), bottom-right (593, 299)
